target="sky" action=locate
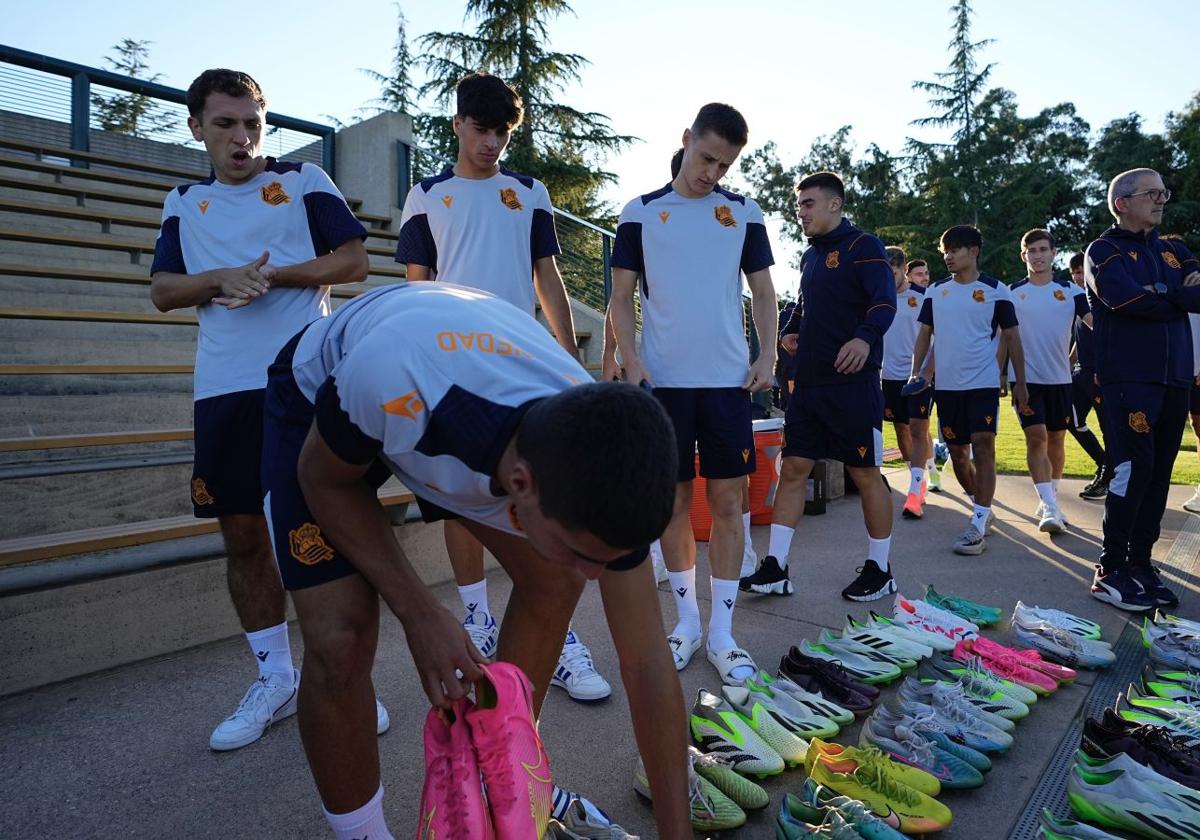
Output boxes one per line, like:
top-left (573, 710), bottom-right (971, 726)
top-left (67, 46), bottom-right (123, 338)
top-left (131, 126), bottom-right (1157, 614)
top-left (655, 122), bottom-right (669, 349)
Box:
top-left (5, 0), bottom-right (1199, 287)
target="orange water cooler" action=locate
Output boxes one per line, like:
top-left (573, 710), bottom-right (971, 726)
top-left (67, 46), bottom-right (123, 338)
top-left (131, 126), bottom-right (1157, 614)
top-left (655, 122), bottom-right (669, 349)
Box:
top-left (689, 418), bottom-right (784, 542)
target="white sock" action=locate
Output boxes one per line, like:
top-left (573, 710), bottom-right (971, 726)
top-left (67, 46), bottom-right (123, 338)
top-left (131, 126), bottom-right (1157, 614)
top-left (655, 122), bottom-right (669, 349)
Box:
top-left (458, 580), bottom-right (488, 618)
top-left (868, 537), bottom-right (891, 572)
top-left (970, 505), bottom-right (990, 535)
top-left (1052, 478), bottom-right (1061, 497)
top-left (708, 577), bottom-right (755, 681)
top-left (927, 459), bottom-right (938, 473)
top-left (1035, 481), bottom-right (1056, 509)
top-left (668, 568), bottom-right (701, 637)
top-left (323, 784), bottom-right (393, 840)
top-left (908, 467), bottom-right (924, 495)
top-left (649, 539), bottom-right (664, 564)
top-left (742, 511), bottom-right (753, 545)
top-left (246, 622), bottom-right (292, 680)
top-left (768, 523), bottom-right (795, 569)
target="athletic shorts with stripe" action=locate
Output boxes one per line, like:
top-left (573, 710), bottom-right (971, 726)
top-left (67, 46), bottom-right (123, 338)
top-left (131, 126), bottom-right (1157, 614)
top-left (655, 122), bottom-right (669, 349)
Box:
top-left (935, 388), bottom-right (999, 444)
top-left (1013, 382), bottom-right (1073, 431)
top-left (783, 380), bottom-right (884, 467)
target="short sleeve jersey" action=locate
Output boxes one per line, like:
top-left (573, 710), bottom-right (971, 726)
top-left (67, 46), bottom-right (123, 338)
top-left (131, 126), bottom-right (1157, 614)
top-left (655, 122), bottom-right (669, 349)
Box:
top-left (151, 159), bottom-right (366, 401)
top-left (918, 275), bottom-right (1017, 391)
top-left (611, 184), bottom-right (774, 388)
top-left (292, 282), bottom-right (589, 535)
top-left (395, 167), bottom-right (561, 314)
top-left (881, 285), bottom-right (926, 380)
top-left (1007, 278), bottom-right (1090, 385)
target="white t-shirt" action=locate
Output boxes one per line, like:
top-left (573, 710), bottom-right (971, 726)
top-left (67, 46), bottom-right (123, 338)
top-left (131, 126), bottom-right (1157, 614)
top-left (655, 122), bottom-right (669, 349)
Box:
top-left (1007, 277), bottom-right (1090, 385)
top-left (1190, 313), bottom-right (1200, 378)
top-left (151, 159), bottom-right (365, 400)
top-left (611, 184), bottom-right (774, 388)
top-left (918, 275), bottom-right (1018, 392)
top-left (881, 284), bottom-right (927, 381)
top-left (292, 282), bottom-right (589, 535)
top-left (395, 166), bottom-right (560, 314)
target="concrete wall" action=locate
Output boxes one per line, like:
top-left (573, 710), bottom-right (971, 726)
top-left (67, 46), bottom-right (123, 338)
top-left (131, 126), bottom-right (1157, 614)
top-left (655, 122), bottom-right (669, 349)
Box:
top-left (333, 111), bottom-right (414, 224)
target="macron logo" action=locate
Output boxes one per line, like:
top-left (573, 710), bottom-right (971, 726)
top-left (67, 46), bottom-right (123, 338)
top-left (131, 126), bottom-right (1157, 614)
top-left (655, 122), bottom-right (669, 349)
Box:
top-left (255, 651), bottom-right (268, 662)
top-left (675, 587), bottom-right (688, 597)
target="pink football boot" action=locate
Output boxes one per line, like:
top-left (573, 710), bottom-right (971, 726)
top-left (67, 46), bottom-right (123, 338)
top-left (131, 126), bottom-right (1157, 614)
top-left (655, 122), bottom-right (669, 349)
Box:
top-left (467, 662), bottom-right (554, 840)
top-left (417, 697), bottom-right (494, 839)
top-left (971, 636), bottom-right (1077, 683)
top-left (953, 639), bottom-right (1058, 696)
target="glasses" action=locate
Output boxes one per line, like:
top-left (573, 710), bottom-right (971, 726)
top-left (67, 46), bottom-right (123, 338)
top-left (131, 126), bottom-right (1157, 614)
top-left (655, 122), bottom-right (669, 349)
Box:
top-left (1124, 188), bottom-right (1171, 203)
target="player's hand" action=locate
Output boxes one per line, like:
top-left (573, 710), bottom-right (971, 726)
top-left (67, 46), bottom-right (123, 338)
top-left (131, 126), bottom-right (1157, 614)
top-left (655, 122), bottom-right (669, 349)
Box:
top-left (780, 333), bottom-right (799, 356)
top-left (834, 338), bottom-right (870, 375)
top-left (401, 599), bottom-right (486, 709)
top-left (743, 353), bottom-right (776, 393)
top-left (1013, 381), bottom-right (1030, 415)
top-left (601, 354), bottom-right (621, 382)
top-left (998, 375), bottom-right (1008, 397)
top-left (1184, 271), bottom-right (1200, 288)
top-left (621, 357), bottom-right (655, 390)
top-left (902, 375), bottom-right (930, 396)
top-left (213, 251), bottom-right (272, 308)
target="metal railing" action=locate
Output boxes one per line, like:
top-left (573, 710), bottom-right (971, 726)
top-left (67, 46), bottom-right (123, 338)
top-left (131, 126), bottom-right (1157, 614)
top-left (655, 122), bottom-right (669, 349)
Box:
top-left (0, 44), bottom-right (336, 176)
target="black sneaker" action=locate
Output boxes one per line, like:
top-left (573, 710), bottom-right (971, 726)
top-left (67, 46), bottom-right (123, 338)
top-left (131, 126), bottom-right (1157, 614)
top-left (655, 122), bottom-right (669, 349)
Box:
top-left (1130, 564), bottom-right (1180, 608)
top-left (1090, 565), bottom-right (1157, 611)
top-left (841, 560), bottom-right (896, 602)
top-left (1079, 467), bottom-right (1110, 500)
top-left (739, 555), bottom-right (793, 595)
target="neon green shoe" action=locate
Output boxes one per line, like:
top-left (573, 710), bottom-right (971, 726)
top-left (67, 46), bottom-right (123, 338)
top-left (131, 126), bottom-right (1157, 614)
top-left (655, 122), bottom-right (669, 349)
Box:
top-left (807, 750), bottom-right (952, 834)
top-left (633, 755), bottom-right (745, 832)
top-left (688, 747), bottom-right (769, 811)
top-left (805, 737), bottom-right (941, 797)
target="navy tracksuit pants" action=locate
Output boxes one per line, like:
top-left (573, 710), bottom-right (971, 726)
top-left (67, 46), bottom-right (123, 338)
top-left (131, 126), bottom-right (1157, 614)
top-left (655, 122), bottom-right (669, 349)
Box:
top-left (1098, 382), bottom-right (1189, 571)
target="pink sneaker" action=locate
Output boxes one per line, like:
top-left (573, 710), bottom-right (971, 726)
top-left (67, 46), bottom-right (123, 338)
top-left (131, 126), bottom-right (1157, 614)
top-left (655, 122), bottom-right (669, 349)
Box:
top-left (971, 636), bottom-right (1077, 683)
top-left (953, 640), bottom-right (1058, 696)
top-left (467, 662), bottom-right (554, 840)
top-left (418, 698), bottom-right (494, 839)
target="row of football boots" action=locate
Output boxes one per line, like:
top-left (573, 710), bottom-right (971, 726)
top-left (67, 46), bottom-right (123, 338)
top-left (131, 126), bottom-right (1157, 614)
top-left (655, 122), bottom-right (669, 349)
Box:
top-left (1007, 601), bottom-right (1116, 670)
top-left (1141, 612), bottom-right (1200, 673)
top-left (1064, 747), bottom-right (1200, 840)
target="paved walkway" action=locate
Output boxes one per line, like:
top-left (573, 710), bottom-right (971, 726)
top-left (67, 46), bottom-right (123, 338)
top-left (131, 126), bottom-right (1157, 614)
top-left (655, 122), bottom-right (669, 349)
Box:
top-left (2, 472), bottom-right (1198, 839)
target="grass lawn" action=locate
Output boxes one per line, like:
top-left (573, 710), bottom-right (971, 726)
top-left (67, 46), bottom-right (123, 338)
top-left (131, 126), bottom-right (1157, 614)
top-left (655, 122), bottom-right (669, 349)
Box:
top-left (881, 408), bottom-right (1200, 486)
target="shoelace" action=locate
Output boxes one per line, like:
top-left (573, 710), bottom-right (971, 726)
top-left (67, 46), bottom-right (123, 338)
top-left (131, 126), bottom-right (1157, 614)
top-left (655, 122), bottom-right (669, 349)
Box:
top-left (852, 756), bottom-right (920, 807)
top-left (230, 677), bottom-right (271, 719)
top-left (431, 749), bottom-right (470, 837)
top-left (1039, 625), bottom-right (1084, 653)
top-left (928, 685), bottom-right (992, 733)
top-left (1135, 725), bottom-right (1200, 770)
top-left (474, 722), bottom-right (517, 813)
top-left (559, 639), bottom-right (597, 673)
top-left (895, 728), bottom-right (937, 767)
top-left (686, 771), bottom-right (718, 821)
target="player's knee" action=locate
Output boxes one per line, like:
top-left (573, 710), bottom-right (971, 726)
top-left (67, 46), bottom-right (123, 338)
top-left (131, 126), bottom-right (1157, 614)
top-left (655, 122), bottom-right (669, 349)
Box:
top-left (780, 456), bottom-right (814, 483)
top-left (302, 620), bottom-right (377, 691)
top-left (220, 515), bottom-right (273, 564)
top-left (1191, 414), bottom-right (1200, 436)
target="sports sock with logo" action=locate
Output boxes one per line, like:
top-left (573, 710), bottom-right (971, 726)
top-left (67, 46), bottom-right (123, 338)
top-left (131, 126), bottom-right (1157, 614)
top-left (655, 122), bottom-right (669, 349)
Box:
top-left (667, 567), bottom-right (701, 639)
top-left (245, 622), bottom-right (292, 681)
top-left (708, 576), bottom-right (754, 681)
top-left (867, 537), bottom-right (891, 572)
top-left (458, 580), bottom-right (489, 618)
top-left (908, 467), bottom-right (924, 495)
top-left (1051, 478), bottom-right (1061, 498)
top-left (970, 505), bottom-right (990, 536)
top-left (1036, 481), bottom-right (1056, 509)
top-left (768, 524), bottom-right (794, 569)
top-left (324, 784), bottom-right (393, 840)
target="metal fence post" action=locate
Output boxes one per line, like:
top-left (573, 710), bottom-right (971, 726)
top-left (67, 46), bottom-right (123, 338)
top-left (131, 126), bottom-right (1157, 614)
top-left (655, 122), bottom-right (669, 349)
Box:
top-left (322, 128), bottom-right (336, 179)
top-left (602, 234), bottom-right (612, 306)
top-left (396, 140), bottom-right (411, 209)
top-left (69, 72), bottom-right (89, 167)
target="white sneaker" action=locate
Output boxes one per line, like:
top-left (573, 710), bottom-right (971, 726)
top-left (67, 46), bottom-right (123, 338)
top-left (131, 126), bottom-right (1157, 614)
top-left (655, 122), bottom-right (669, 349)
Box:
top-left (376, 698), bottom-right (390, 735)
top-left (464, 611), bottom-right (499, 659)
top-left (209, 669), bottom-right (298, 751)
top-left (649, 542), bottom-right (668, 584)
top-left (952, 526), bottom-right (986, 556)
top-left (1038, 505), bottom-right (1065, 534)
top-left (552, 630), bottom-right (612, 702)
top-left (1184, 488), bottom-right (1200, 514)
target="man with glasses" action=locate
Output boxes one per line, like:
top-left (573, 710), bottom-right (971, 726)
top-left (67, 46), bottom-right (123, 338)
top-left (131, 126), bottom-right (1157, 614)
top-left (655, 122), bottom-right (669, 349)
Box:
top-left (1084, 168), bottom-right (1200, 611)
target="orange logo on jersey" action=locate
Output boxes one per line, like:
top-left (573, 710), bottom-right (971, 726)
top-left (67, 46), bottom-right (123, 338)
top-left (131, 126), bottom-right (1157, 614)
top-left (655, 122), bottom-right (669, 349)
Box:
top-left (714, 205), bottom-right (737, 227)
top-left (942, 426), bottom-right (956, 440)
top-left (1164, 251), bottom-right (1182, 270)
top-left (741, 449), bottom-right (751, 463)
top-left (191, 478), bottom-right (214, 506)
top-left (659, 211), bottom-right (670, 224)
top-left (972, 289), bottom-right (986, 303)
top-left (441, 195), bottom-right (453, 208)
top-left (508, 504), bottom-right (524, 532)
top-left (907, 296), bottom-right (918, 308)
top-left (1127, 251), bottom-right (1139, 261)
top-left (942, 288), bottom-right (950, 297)
top-left (499, 188), bottom-right (523, 211)
top-left (1129, 411), bottom-right (1150, 434)
top-left (1019, 293), bottom-right (1026, 300)
top-left (261, 181), bottom-right (290, 206)
top-left (825, 251), bottom-right (840, 269)
top-left (289, 523), bottom-right (335, 566)
top-left (1053, 289), bottom-right (1066, 301)
top-left (382, 390), bottom-right (425, 419)
top-left (857, 446), bottom-right (868, 458)
top-left (198, 199), bottom-right (210, 215)
top-left (436, 331), bottom-right (534, 359)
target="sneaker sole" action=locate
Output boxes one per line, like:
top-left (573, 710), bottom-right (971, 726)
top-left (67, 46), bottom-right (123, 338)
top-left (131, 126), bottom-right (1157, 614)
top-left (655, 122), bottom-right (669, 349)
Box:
top-left (1039, 520), bottom-right (1065, 534)
top-left (550, 679), bottom-right (613, 702)
top-left (842, 578), bottom-right (898, 603)
top-left (1090, 587), bottom-right (1155, 612)
top-left (209, 691), bottom-right (297, 752)
top-left (953, 543), bottom-right (986, 556)
top-left (902, 508), bottom-right (923, 520)
top-left (748, 579), bottom-right (794, 596)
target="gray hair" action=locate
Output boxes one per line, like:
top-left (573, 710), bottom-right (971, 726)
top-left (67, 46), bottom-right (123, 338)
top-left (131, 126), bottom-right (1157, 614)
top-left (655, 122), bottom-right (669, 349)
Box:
top-left (1108, 168), bottom-right (1160, 218)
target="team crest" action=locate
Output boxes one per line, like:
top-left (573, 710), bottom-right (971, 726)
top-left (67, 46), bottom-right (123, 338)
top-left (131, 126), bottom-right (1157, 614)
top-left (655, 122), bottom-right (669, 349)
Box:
top-left (198, 199), bottom-right (209, 215)
top-left (1164, 251), bottom-right (1182, 270)
top-left (499, 187), bottom-right (523, 210)
top-left (260, 181), bottom-right (290, 206)
top-left (191, 478), bottom-right (214, 506)
top-left (1019, 293), bottom-right (1026, 300)
top-left (741, 449), bottom-right (751, 463)
top-left (972, 289), bottom-right (986, 303)
top-left (1053, 289), bottom-right (1066, 301)
top-left (907, 296), bottom-right (918, 308)
top-left (382, 390), bottom-right (425, 420)
top-left (714, 205), bottom-right (737, 227)
top-left (1128, 411), bottom-right (1151, 434)
top-left (289, 523), bottom-right (335, 566)
top-left (942, 426), bottom-right (956, 441)
top-left (442, 195), bottom-right (453, 208)
top-left (659, 211), bottom-right (670, 224)
top-left (825, 251), bottom-right (840, 269)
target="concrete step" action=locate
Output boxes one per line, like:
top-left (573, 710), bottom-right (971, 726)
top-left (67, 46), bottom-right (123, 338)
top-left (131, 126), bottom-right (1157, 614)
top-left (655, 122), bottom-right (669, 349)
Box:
top-left (0, 320), bottom-right (197, 365)
top-left (0, 388), bottom-right (192, 439)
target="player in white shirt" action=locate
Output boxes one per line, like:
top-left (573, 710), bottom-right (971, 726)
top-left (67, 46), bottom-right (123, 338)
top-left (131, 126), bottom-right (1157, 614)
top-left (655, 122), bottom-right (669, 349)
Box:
top-left (609, 103), bottom-right (777, 686)
top-left (881, 248), bottom-right (938, 520)
top-left (1006, 229), bottom-right (1091, 533)
top-left (149, 69), bottom-right (370, 752)
top-left (910, 225), bottom-right (1029, 555)
top-left (261, 282), bottom-right (689, 840)
top-left (396, 74), bottom-right (610, 711)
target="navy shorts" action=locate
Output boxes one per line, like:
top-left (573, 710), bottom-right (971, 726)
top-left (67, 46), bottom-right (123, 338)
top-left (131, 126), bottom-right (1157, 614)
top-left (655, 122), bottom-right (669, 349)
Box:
top-left (1013, 383), bottom-right (1073, 431)
top-left (882, 378), bottom-right (934, 426)
top-left (783, 380), bottom-right (884, 467)
top-left (935, 388), bottom-right (999, 444)
top-left (1191, 382), bottom-right (1200, 416)
top-left (654, 387), bottom-right (754, 482)
top-left (1071, 368), bottom-right (1099, 427)
top-left (191, 389), bottom-right (266, 518)
top-left (262, 329), bottom-right (391, 591)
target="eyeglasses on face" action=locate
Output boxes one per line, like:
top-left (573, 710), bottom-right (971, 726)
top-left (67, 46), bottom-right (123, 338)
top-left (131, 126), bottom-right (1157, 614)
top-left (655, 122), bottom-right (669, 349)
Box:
top-left (1124, 188), bottom-right (1171, 203)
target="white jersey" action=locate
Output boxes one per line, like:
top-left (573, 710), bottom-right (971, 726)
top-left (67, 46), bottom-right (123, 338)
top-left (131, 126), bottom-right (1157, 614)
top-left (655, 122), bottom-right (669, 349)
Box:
top-left (611, 184), bottom-right (774, 388)
top-left (292, 282), bottom-right (588, 535)
top-left (881, 284), bottom-right (926, 380)
top-left (395, 166), bottom-right (560, 314)
top-left (918, 275), bottom-right (1018, 391)
top-left (1007, 277), bottom-right (1089, 385)
top-left (151, 159), bottom-right (365, 400)
top-left (1191, 313), bottom-right (1200, 378)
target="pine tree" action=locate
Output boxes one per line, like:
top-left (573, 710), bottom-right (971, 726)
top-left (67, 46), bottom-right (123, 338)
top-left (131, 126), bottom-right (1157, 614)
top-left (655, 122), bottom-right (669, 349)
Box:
top-left (362, 5), bottom-right (418, 116)
top-left (91, 39), bottom-right (172, 138)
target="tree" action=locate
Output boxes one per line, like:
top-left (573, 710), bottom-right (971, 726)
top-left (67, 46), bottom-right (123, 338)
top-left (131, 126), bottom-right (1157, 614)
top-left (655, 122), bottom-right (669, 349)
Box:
top-left (362, 5), bottom-right (418, 117)
top-left (418, 0), bottom-right (635, 218)
top-left (1165, 93), bottom-right (1200, 249)
top-left (91, 39), bottom-right (172, 138)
